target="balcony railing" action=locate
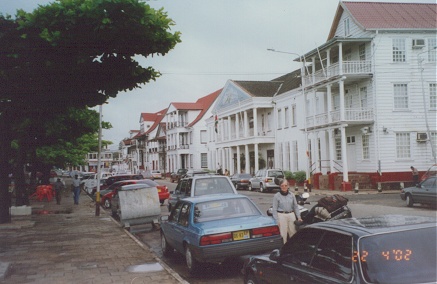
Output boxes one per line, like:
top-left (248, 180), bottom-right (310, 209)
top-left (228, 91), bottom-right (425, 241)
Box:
top-left (167, 121), bottom-right (189, 130)
top-left (303, 61), bottom-right (372, 87)
top-left (306, 108), bottom-right (373, 128)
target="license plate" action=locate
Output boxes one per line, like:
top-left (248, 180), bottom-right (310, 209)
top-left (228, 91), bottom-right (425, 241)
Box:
top-left (233, 230), bottom-right (250, 241)
top-left (158, 189), bottom-right (161, 192)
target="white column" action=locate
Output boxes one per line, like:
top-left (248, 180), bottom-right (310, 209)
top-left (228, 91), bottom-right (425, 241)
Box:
top-left (253, 108), bottom-right (258, 136)
top-left (338, 42), bottom-right (343, 75)
top-left (339, 80), bottom-right (345, 121)
top-left (328, 130), bottom-right (335, 173)
top-left (245, 144), bottom-right (250, 174)
top-left (221, 148), bottom-right (226, 172)
top-left (254, 143), bottom-right (259, 173)
top-left (227, 116), bottom-right (231, 140)
top-left (341, 126), bottom-right (349, 182)
top-left (244, 111), bottom-right (248, 137)
top-left (327, 84), bottom-right (332, 122)
top-left (237, 146), bottom-right (241, 173)
top-left (235, 113), bottom-right (240, 139)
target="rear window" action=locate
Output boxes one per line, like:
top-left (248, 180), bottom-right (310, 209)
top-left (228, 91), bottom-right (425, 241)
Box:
top-left (267, 170), bottom-right (283, 177)
top-left (194, 197), bottom-right (260, 223)
top-left (193, 177), bottom-right (235, 196)
top-left (358, 226), bottom-right (437, 284)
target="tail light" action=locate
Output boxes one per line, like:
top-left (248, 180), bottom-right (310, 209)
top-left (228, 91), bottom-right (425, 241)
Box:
top-left (241, 179), bottom-right (249, 183)
top-left (264, 178), bottom-right (272, 182)
top-left (252, 226), bottom-right (280, 238)
top-left (200, 232), bottom-right (232, 246)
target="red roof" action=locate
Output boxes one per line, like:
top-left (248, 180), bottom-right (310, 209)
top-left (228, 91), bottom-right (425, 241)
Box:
top-left (329, 2), bottom-right (437, 39)
top-left (145, 108), bottom-right (167, 135)
top-left (188, 89), bottom-right (222, 127)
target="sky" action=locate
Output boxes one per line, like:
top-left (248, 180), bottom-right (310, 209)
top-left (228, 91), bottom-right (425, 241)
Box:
top-left (1, 0), bottom-right (434, 150)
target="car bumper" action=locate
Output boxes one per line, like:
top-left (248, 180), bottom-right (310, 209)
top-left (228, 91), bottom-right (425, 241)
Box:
top-left (190, 235), bottom-right (283, 263)
top-left (400, 192), bottom-right (406, 200)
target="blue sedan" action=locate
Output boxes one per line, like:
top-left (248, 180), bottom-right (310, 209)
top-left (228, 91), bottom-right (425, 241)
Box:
top-left (159, 194), bottom-right (283, 274)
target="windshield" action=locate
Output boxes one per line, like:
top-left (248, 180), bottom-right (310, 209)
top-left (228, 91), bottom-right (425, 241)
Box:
top-left (358, 226), bottom-right (437, 284)
top-left (194, 197), bottom-right (260, 223)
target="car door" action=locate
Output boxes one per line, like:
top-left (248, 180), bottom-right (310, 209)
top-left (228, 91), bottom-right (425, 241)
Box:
top-left (165, 202), bottom-right (183, 252)
top-left (251, 170), bottom-right (263, 189)
top-left (257, 228), bottom-right (323, 283)
top-left (415, 177), bottom-right (436, 204)
top-left (167, 202), bottom-right (191, 254)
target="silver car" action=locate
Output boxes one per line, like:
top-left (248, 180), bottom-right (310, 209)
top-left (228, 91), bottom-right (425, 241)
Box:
top-left (249, 169), bottom-right (284, 193)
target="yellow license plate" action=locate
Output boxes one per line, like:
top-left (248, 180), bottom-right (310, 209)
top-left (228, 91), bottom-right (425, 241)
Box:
top-left (233, 230), bottom-right (250, 241)
top-left (158, 189), bottom-right (161, 192)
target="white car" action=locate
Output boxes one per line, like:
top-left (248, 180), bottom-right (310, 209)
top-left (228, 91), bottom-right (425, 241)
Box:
top-left (83, 172), bottom-right (112, 194)
top-left (151, 170), bottom-right (162, 179)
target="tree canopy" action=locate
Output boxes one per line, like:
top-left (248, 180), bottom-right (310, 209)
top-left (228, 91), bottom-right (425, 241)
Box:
top-left (0, 0), bottom-right (181, 223)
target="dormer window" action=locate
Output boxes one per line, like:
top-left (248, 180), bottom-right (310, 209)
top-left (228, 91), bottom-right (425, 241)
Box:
top-left (343, 18), bottom-right (350, 36)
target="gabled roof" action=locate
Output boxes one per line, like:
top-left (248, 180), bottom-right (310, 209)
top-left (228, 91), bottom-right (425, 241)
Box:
top-left (232, 81), bottom-right (283, 97)
top-left (328, 1), bottom-right (437, 40)
top-left (144, 108), bottom-right (168, 135)
top-left (271, 69), bottom-right (303, 96)
top-left (187, 89), bottom-right (221, 127)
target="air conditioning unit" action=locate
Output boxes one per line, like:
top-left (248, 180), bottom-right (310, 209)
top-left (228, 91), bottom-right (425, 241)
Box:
top-left (417, 132), bottom-right (428, 142)
top-left (412, 39), bottom-right (425, 49)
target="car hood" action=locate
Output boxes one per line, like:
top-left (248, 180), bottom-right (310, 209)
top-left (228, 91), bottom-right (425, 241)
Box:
top-left (196, 215), bottom-right (277, 235)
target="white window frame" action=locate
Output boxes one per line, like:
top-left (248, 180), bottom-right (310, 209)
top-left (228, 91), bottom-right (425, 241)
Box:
top-left (394, 83), bottom-right (409, 110)
top-left (392, 38), bottom-right (406, 62)
top-left (335, 138), bottom-right (342, 160)
top-left (200, 130), bottom-right (207, 144)
top-left (343, 18), bottom-right (350, 37)
top-left (360, 86), bottom-right (368, 108)
top-left (291, 104), bottom-right (297, 126)
top-left (284, 107), bottom-right (290, 128)
top-left (396, 133), bottom-right (411, 159)
top-left (362, 135), bottom-right (370, 160)
top-left (201, 153), bottom-right (207, 168)
top-left (359, 44), bottom-right (366, 61)
top-left (430, 83), bottom-right (437, 109)
top-left (428, 38), bottom-right (436, 62)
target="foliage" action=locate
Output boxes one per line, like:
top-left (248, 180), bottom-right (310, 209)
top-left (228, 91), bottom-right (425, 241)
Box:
top-left (0, 0), bottom-right (181, 223)
top-left (284, 171), bottom-right (293, 180)
top-left (293, 171), bottom-right (306, 183)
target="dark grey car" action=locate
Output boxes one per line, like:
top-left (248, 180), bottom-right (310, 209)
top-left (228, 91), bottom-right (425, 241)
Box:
top-left (400, 176), bottom-right (436, 207)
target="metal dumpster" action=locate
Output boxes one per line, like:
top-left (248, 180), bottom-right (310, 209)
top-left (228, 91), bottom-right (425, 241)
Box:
top-left (112, 183), bottom-right (161, 228)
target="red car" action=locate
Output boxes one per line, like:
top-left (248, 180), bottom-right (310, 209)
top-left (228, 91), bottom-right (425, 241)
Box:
top-left (100, 179), bottom-right (169, 208)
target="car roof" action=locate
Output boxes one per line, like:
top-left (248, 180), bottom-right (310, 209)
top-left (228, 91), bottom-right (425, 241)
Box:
top-left (307, 215), bottom-right (436, 236)
top-left (183, 193), bottom-right (248, 204)
top-left (120, 183), bottom-right (154, 191)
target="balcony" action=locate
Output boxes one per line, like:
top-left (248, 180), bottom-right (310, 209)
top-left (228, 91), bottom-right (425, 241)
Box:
top-left (167, 121), bottom-right (189, 130)
top-left (303, 61), bottom-right (372, 88)
top-left (306, 108), bottom-right (373, 129)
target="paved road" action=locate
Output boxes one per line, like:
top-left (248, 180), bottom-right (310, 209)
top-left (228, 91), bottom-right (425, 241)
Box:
top-left (127, 180), bottom-right (436, 284)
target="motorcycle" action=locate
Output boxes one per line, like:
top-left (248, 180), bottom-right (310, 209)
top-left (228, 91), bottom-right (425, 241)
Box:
top-left (267, 192), bottom-right (352, 227)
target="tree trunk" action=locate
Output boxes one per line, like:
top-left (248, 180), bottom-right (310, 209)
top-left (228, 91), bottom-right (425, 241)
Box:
top-left (0, 110), bottom-right (13, 223)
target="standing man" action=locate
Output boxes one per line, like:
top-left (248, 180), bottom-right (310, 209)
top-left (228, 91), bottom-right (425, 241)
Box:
top-left (411, 166), bottom-right (419, 184)
top-left (54, 178), bottom-right (64, 205)
top-left (272, 179), bottom-right (303, 244)
top-left (72, 175), bottom-right (81, 205)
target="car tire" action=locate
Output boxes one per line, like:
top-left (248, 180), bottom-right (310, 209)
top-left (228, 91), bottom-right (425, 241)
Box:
top-left (406, 194), bottom-right (414, 207)
top-left (260, 183), bottom-right (266, 193)
top-left (248, 183), bottom-right (253, 191)
top-left (245, 272), bottom-right (257, 284)
top-left (103, 199), bottom-right (111, 209)
top-left (168, 203), bottom-right (172, 212)
top-left (161, 233), bottom-right (173, 257)
top-left (185, 245), bottom-right (200, 274)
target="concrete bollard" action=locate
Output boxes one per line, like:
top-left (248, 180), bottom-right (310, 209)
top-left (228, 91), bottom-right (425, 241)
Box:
top-left (400, 182), bottom-right (404, 190)
top-left (294, 185), bottom-right (298, 192)
top-left (377, 182), bottom-right (382, 193)
top-left (354, 182), bottom-right (359, 193)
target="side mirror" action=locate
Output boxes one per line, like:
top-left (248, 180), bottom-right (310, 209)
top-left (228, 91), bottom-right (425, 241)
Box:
top-left (269, 249), bottom-right (280, 261)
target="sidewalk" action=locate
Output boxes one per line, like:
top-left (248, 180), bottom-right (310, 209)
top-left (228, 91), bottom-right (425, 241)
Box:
top-left (0, 188), bottom-right (187, 284)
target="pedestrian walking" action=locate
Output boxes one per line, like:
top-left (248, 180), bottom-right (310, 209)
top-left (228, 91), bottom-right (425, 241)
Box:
top-left (272, 179), bottom-right (303, 244)
top-left (72, 175), bottom-right (81, 205)
top-left (411, 166), bottom-right (419, 184)
top-left (54, 178), bottom-right (64, 205)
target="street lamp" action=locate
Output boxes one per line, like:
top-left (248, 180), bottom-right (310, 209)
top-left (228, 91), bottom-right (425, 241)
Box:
top-left (267, 48), bottom-right (311, 183)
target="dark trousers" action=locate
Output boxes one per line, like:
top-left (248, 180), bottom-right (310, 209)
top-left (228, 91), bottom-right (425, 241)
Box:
top-left (55, 190), bottom-right (62, 204)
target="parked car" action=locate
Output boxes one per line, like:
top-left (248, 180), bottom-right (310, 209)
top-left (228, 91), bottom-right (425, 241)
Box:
top-left (170, 169), bottom-right (187, 183)
top-left (230, 173), bottom-right (252, 190)
top-left (151, 170), bottom-right (162, 179)
top-left (249, 168), bottom-right (284, 192)
top-left (167, 175), bottom-right (238, 211)
top-left (400, 176), bottom-right (436, 207)
top-left (83, 172), bottom-right (113, 194)
top-left (101, 179), bottom-right (169, 208)
top-left (141, 170), bottom-right (155, 180)
top-left (100, 174), bottom-right (144, 192)
top-left (160, 194), bottom-right (283, 274)
top-left (184, 169), bottom-right (210, 177)
top-left (242, 215), bottom-right (437, 284)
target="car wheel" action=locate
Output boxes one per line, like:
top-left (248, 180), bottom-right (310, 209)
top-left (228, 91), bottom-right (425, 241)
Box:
top-left (260, 183), bottom-right (266, 193)
top-left (248, 183), bottom-right (253, 191)
top-left (245, 272), bottom-right (257, 284)
top-left (103, 199), bottom-right (111, 209)
top-left (161, 233), bottom-right (173, 257)
top-left (406, 194), bottom-right (414, 207)
top-left (185, 245), bottom-right (200, 274)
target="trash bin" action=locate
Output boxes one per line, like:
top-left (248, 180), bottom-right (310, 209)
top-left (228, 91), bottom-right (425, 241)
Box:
top-left (112, 184), bottom-right (161, 228)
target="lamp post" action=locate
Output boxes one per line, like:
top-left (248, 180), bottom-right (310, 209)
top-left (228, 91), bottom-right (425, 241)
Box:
top-left (267, 49), bottom-right (311, 183)
top-left (95, 104), bottom-right (102, 216)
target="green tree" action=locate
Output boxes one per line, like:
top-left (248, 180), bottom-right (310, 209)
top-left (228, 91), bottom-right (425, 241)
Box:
top-left (0, 0), bottom-right (181, 223)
